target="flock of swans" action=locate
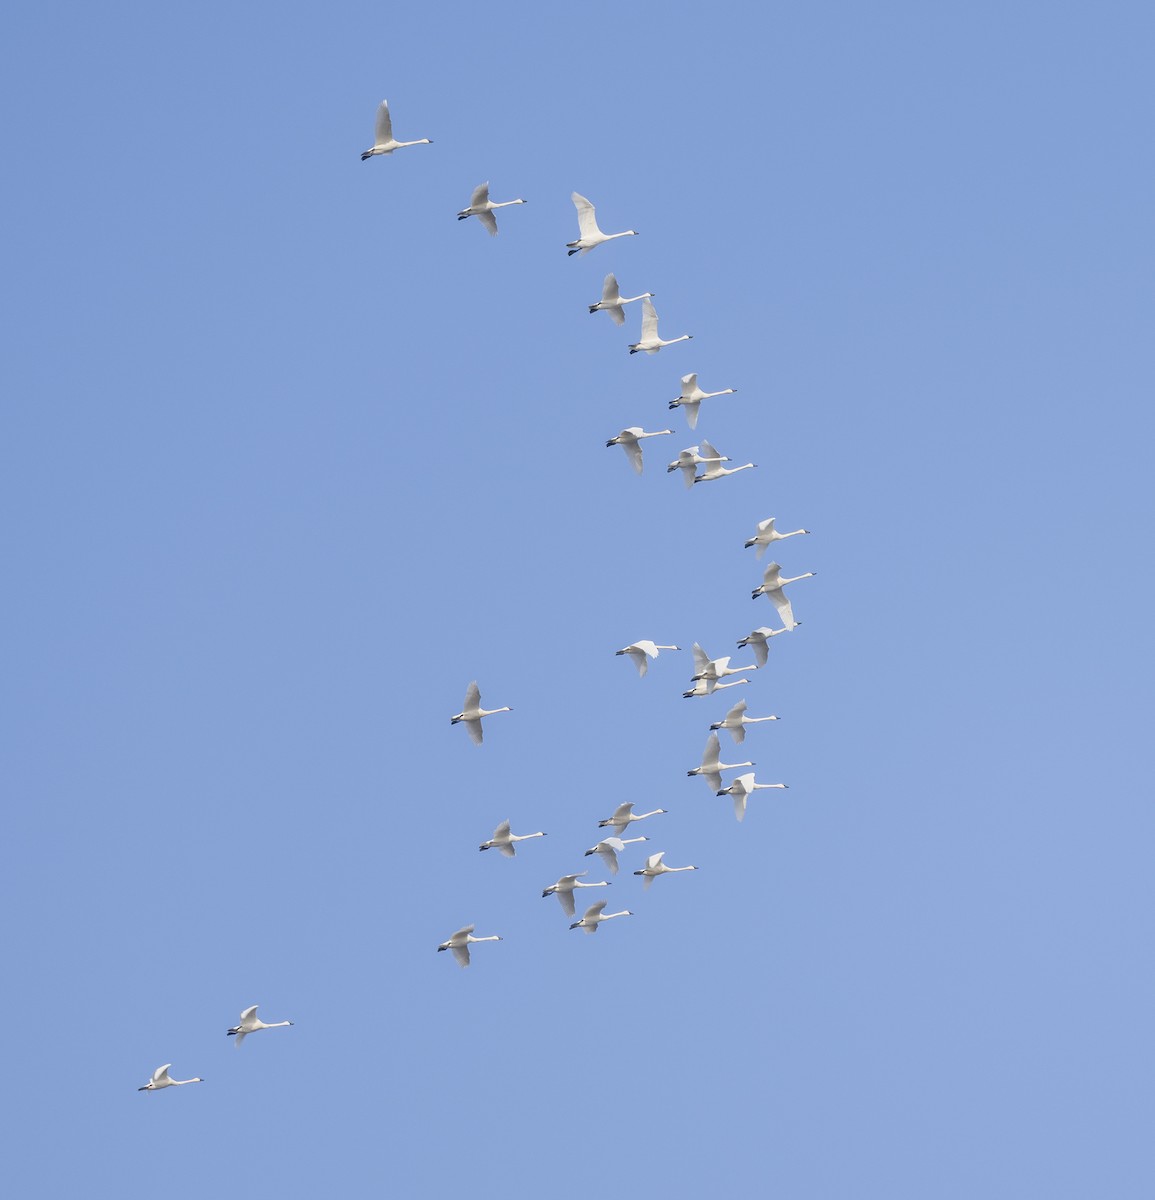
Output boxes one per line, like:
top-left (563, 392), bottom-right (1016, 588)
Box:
top-left (139, 95), bottom-right (818, 1089)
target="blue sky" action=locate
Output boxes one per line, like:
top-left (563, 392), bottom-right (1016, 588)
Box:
top-left (3, 2), bottom-right (1152, 1196)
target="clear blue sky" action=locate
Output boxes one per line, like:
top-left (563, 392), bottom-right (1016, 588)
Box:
top-left (3, 2), bottom-right (1152, 1196)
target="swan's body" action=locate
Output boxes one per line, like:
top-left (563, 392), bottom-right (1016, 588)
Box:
top-left (633, 851), bottom-right (698, 890)
top-left (693, 438), bottom-right (755, 483)
top-left (751, 562), bottom-right (816, 631)
top-left (438, 924), bottom-right (502, 968)
top-left (598, 803), bottom-right (667, 837)
top-left (717, 772), bottom-right (788, 822)
top-left (710, 699), bottom-right (780, 744)
top-left (570, 899), bottom-right (633, 934)
top-left (666, 445), bottom-right (729, 489)
top-left (451, 681), bottom-right (513, 745)
top-left (744, 517), bottom-right (810, 559)
top-left (687, 732), bottom-right (754, 793)
top-left (456, 182), bottom-right (526, 235)
top-left (227, 1005), bottom-right (294, 1048)
top-left (691, 642), bottom-right (758, 683)
top-left (669, 373), bottom-right (737, 430)
top-left (590, 273), bottom-right (653, 325)
top-left (683, 676), bottom-right (750, 699)
top-left (543, 872), bottom-right (611, 917)
top-left (479, 819), bottom-right (546, 857)
top-left (736, 626), bottom-right (790, 667)
top-left (567, 192), bottom-right (638, 255)
top-left (628, 298), bottom-right (692, 355)
top-left (138, 1064), bottom-right (203, 1091)
top-left (615, 640), bottom-right (681, 677)
top-left (606, 427), bottom-right (674, 475)
top-left (584, 835), bottom-right (649, 876)
top-left (360, 100), bottom-right (432, 160)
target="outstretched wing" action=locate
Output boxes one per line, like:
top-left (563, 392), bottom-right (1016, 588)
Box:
top-left (607, 303), bottom-right (626, 326)
top-left (601, 273), bottom-right (621, 304)
top-left (584, 900), bottom-right (608, 920)
top-left (621, 439), bottom-right (643, 475)
top-left (239, 1005), bottom-right (258, 1022)
top-left (680, 373), bottom-right (698, 400)
top-left (733, 792), bottom-right (748, 822)
top-left (234, 1029), bottom-right (247, 1048)
top-left (751, 637), bottom-right (770, 667)
top-left (595, 844), bottom-right (621, 875)
top-left (769, 590), bottom-right (797, 630)
top-left (499, 843), bottom-right (517, 858)
top-left (572, 192), bottom-right (599, 239)
top-left (492, 820), bottom-right (512, 841)
top-left (639, 297), bottom-right (659, 341)
top-left (463, 681), bottom-right (481, 712)
top-left (683, 400), bottom-right (700, 430)
top-left (470, 182), bottom-right (490, 208)
top-left (478, 210), bottom-right (498, 237)
top-left (555, 887), bottom-right (577, 917)
top-left (451, 943), bottom-right (471, 967)
top-left (374, 100), bottom-right (393, 146)
top-left (465, 718), bottom-right (484, 745)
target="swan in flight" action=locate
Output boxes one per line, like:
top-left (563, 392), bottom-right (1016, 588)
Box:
top-left (628, 298), bottom-right (692, 356)
top-left (683, 676), bottom-right (750, 699)
top-left (669, 373), bottom-right (738, 430)
top-left (744, 517), bottom-right (810, 559)
top-left (570, 900), bottom-right (633, 934)
top-left (666, 445), bottom-right (729, 489)
top-left (633, 851), bottom-right (698, 889)
top-left (584, 835), bottom-right (648, 876)
top-left (615, 640), bottom-right (681, 677)
top-left (438, 924), bottom-right (502, 968)
top-left (691, 642), bottom-right (758, 683)
top-left (717, 772), bottom-right (787, 822)
top-left (456, 182), bottom-right (526, 235)
top-left (710, 699), bottom-right (780, 744)
top-left (736, 626), bottom-right (791, 667)
top-left (360, 100), bottom-right (432, 160)
top-left (451, 681), bottom-right (513, 745)
top-left (479, 820), bottom-right (546, 857)
top-left (542, 872), bottom-right (611, 917)
top-left (606, 427), bottom-right (674, 475)
top-left (567, 192), bottom-right (638, 255)
top-left (227, 1005), bottom-right (294, 1047)
top-left (751, 562), bottom-right (816, 631)
top-left (138, 1064), bottom-right (203, 1091)
top-left (590, 273), bottom-right (653, 325)
top-left (693, 438), bottom-right (755, 484)
top-left (687, 732), bottom-right (754, 793)
top-left (598, 803), bottom-right (667, 837)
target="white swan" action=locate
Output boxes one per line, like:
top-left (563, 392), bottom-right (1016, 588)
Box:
top-left (598, 803), bottom-right (667, 837)
top-left (710, 699), bottom-right (780, 744)
top-left (227, 1005), bottom-right (294, 1048)
top-left (138, 1064), bottom-right (203, 1091)
top-left (451, 681), bottom-right (513, 745)
top-left (615, 640), bottom-right (681, 677)
top-left (744, 517), bottom-right (810, 559)
top-left (693, 438), bottom-right (755, 484)
top-left (605, 427), bottom-right (674, 475)
top-left (633, 851), bottom-right (698, 890)
top-left (628, 298), bottom-right (692, 355)
top-left (479, 819), bottom-right (546, 857)
top-left (437, 924), bottom-right (502, 968)
top-left (584, 835), bottom-right (648, 876)
top-left (717, 772), bottom-right (787, 822)
top-left (691, 642), bottom-right (758, 682)
top-left (542, 872), bottom-right (611, 917)
top-left (683, 676), bottom-right (750, 699)
top-left (570, 899), bottom-right (633, 934)
top-left (666, 445), bottom-right (729, 489)
top-left (736, 626), bottom-right (790, 667)
top-left (456, 182), bottom-right (526, 236)
top-left (567, 192), bottom-right (638, 255)
top-left (751, 562), bottom-right (816, 631)
top-left (687, 732), bottom-right (754, 793)
top-left (669, 373), bottom-right (737, 430)
top-left (360, 100), bottom-right (432, 160)
top-left (589, 273), bottom-right (653, 325)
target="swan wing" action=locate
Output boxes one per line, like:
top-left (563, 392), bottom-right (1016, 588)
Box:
top-left (601, 273), bottom-right (621, 304)
top-left (620, 438), bottom-right (643, 474)
top-left (374, 100), bottom-right (393, 146)
top-left (701, 733), bottom-right (721, 767)
top-left (463, 680), bottom-right (481, 713)
top-left (451, 943), bottom-right (471, 967)
top-left (477, 210), bottom-right (498, 237)
top-left (733, 792), bottom-right (748, 822)
top-left (639, 297), bottom-right (659, 340)
top-left (607, 303), bottom-right (626, 326)
top-left (769, 590), bottom-right (797, 630)
top-left (470, 182), bottom-right (490, 208)
top-left (691, 643), bottom-right (710, 675)
top-left (611, 803), bottom-right (634, 821)
top-left (492, 820), bottom-right (512, 841)
top-left (634, 640), bottom-right (659, 658)
top-left (584, 900), bottom-right (608, 920)
top-left (595, 844), bottom-right (621, 875)
top-left (465, 717), bottom-right (484, 745)
top-left (499, 843), bottom-right (516, 858)
top-left (680, 373), bottom-right (698, 400)
top-left (239, 1005), bottom-right (259, 1023)
top-left (752, 637), bottom-right (770, 667)
top-left (683, 400), bottom-right (700, 430)
top-left (628, 648), bottom-right (648, 677)
top-left (572, 192), bottom-right (600, 239)
top-left (153, 1065), bottom-right (172, 1083)
top-left (556, 887), bottom-right (577, 917)
top-left (643, 852), bottom-right (664, 871)
top-left (234, 1029), bottom-right (247, 1047)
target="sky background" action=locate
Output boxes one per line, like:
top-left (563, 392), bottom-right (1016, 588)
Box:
top-left (3, 1), bottom-right (1153, 1196)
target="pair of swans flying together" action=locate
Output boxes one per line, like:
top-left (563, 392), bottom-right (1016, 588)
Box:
top-left (451, 681), bottom-right (512, 745)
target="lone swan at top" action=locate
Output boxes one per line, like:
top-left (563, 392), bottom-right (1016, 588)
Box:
top-left (567, 192), bottom-right (638, 256)
top-left (360, 100), bottom-right (432, 160)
